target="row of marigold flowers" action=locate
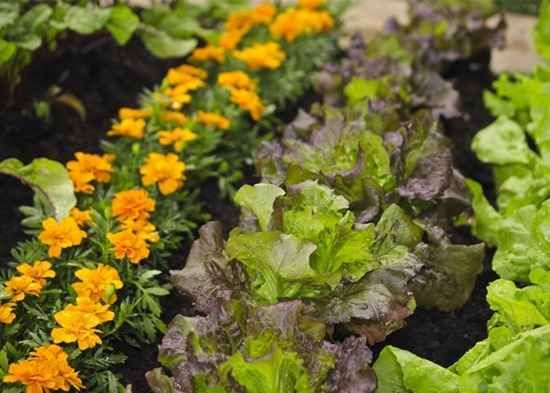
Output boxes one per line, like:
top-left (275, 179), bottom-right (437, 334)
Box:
top-left (0, 1), bottom-right (337, 391)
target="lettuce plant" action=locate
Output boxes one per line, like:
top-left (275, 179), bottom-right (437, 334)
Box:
top-left (146, 299), bottom-right (377, 393)
top-left (373, 270), bottom-right (550, 393)
top-left (171, 181), bottom-right (482, 345)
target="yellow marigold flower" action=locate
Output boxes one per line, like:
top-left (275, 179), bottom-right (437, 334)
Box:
top-left (173, 64), bottom-right (207, 79)
top-left (107, 118), bottom-right (146, 139)
top-left (158, 128), bottom-right (198, 152)
top-left (39, 217), bottom-right (87, 258)
top-left (66, 152), bottom-right (114, 194)
top-left (51, 309), bottom-right (103, 350)
top-left (225, 10), bottom-right (254, 34)
top-left (112, 189), bottom-right (156, 223)
top-left (218, 71), bottom-right (256, 91)
top-left (299, 0), bottom-right (325, 9)
top-left (162, 111), bottom-right (187, 125)
top-left (229, 89), bottom-right (265, 121)
top-left (166, 69), bottom-right (206, 87)
top-left (72, 264), bottom-right (123, 304)
top-left (233, 42), bottom-right (286, 70)
top-left (219, 29), bottom-right (245, 50)
top-left (4, 344), bottom-right (83, 392)
top-left (270, 8), bottom-right (334, 42)
top-left (70, 208), bottom-right (92, 227)
top-left (191, 45), bottom-right (225, 63)
top-left (197, 111), bottom-right (231, 130)
top-left (0, 303), bottom-right (15, 324)
top-left (252, 3), bottom-right (277, 24)
top-left (16, 260), bottom-right (55, 286)
top-left (119, 107), bottom-right (152, 120)
top-left (122, 218), bottom-right (160, 243)
top-left (66, 297), bottom-right (114, 324)
top-left (107, 230), bottom-right (150, 264)
top-left (5, 275), bottom-right (42, 302)
top-left (140, 153), bottom-right (186, 195)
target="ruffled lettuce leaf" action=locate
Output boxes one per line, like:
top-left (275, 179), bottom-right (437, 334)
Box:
top-left (147, 300), bottom-right (377, 393)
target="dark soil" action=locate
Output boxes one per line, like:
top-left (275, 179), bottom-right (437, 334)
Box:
top-left (0, 35), bottom-right (499, 390)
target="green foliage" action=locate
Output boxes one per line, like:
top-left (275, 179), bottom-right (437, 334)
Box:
top-left (0, 157), bottom-right (76, 220)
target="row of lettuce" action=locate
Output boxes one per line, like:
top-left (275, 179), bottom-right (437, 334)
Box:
top-left (145, 1), bottom-right (508, 392)
top-left (369, 1), bottom-right (550, 392)
top-left (0, 1), bottom-right (346, 392)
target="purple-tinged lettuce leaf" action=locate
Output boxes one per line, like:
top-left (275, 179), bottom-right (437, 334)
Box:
top-left (147, 300), bottom-right (377, 393)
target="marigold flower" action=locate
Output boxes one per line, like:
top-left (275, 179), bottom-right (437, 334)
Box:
top-left (140, 153), bottom-right (186, 195)
top-left (225, 10), bottom-right (255, 34)
top-left (230, 88), bottom-right (265, 121)
top-left (4, 344), bottom-right (83, 392)
top-left (233, 42), bottom-right (286, 70)
top-left (197, 111), bottom-right (231, 130)
top-left (39, 217), bottom-right (87, 258)
top-left (107, 230), bottom-right (150, 264)
top-left (0, 303), bottom-right (15, 324)
top-left (5, 275), bottom-right (43, 302)
top-left (270, 8), bottom-right (333, 42)
top-left (252, 3), bottom-right (277, 24)
top-left (219, 29), bottom-right (245, 50)
top-left (66, 152), bottom-right (114, 194)
top-left (173, 64), bottom-right (207, 79)
top-left (112, 189), bottom-right (156, 223)
top-left (108, 118), bottom-right (146, 139)
top-left (119, 107), bottom-right (152, 120)
top-left (72, 264), bottom-right (123, 304)
top-left (121, 218), bottom-right (160, 244)
top-left (218, 71), bottom-right (256, 91)
top-left (70, 208), bottom-right (92, 227)
top-left (16, 260), bottom-right (55, 286)
top-left (299, 0), bottom-right (325, 9)
top-left (51, 309), bottom-right (103, 350)
top-left (158, 128), bottom-right (198, 152)
top-left (191, 45), bottom-right (225, 63)
top-left (162, 111), bottom-right (187, 125)
top-left (66, 297), bottom-right (115, 324)
top-left (166, 69), bottom-right (206, 88)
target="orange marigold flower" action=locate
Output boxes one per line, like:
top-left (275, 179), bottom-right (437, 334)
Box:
top-left (140, 153), bottom-right (186, 195)
top-left (219, 29), bottom-right (245, 50)
top-left (66, 152), bottom-right (114, 194)
top-left (229, 88), bottom-right (265, 121)
top-left (16, 260), bottom-right (55, 286)
top-left (225, 10), bottom-right (254, 33)
top-left (197, 111), bottom-right (231, 130)
top-left (299, 0), bottom-right (325, 9)
top-left (72, 264), bottom-right (123, 304)
top-left (107, 230), bottom-right (150, 264)
top-left (66, 297), bottom-right (114, 324)
top-left (218, 71), bottom-right (256, 91)
top-left (39, 217), bottom-right (87, 258)
top-left (121, 218), bottom-right (160, 244)
top-left (70, 208), bottom-right (92, 227)
top-left (0, 303), bottom-right (15, 324)
top-left (4, 344), bottom-right (83, 392)
top-left (166, 69), bottom-right (206, 88)
top-left (252, 3), bottom-right (277, 24)
top-left (162, 111), bottom-right (187, 125)
top-left (112, 189), bottom-right (156, 223)
top-left (119, 107), bottom-right (153, 120)
top-left (191, 45), bottom-right (225, 63)
top-left (158, 128), bottom-right (198, 152)
top-left (108, 118), bottom-right (146, 139)
top-left (51, 309), bottom-right (103, 350)
top-left (270, 8), bottom-right (334, 42)
top-left (5, 275), bottom-right (43, 302)
top-left (173, 64), bottom-right (207, 79)
top-left (233, 42), bottom-right (286, 70)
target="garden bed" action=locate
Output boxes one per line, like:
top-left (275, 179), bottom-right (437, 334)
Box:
top-left (0, 34), bottom-right (499, 393)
